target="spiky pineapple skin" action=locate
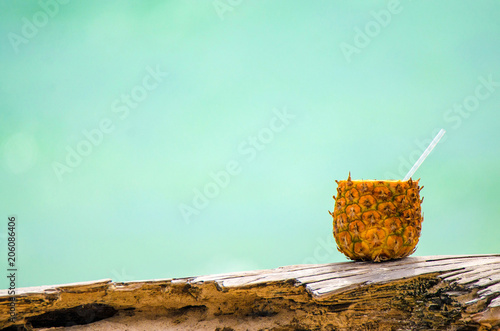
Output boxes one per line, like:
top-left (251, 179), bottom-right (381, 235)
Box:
top-left (330, 174), bottom-right (423, 262)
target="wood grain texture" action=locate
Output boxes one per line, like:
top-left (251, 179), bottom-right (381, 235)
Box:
top-left (0, 255), bottom-right (499, 330)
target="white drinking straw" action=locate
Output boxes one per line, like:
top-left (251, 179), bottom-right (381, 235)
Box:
top-left (403, 129), bottom-right (446, 181)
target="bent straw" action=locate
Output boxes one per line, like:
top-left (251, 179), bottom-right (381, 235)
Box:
top-left (403, 129), bottom-right (446, 181)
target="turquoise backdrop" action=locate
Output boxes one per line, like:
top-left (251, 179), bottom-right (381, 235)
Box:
top-left (1, 0), bottom-right (499, 288)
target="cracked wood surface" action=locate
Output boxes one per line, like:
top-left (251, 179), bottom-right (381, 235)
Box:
top-left (0, 254), bottom-right (499, 330)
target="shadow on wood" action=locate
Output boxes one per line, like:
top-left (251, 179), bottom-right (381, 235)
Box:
top-left (1, 255), bottom-right (499, 330)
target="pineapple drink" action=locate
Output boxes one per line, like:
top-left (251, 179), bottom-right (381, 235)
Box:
top-left (330, 173), bottom-right (423, 262)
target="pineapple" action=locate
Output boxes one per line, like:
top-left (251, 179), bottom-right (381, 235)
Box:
top-left (330, 173), bottom-right (423, 262)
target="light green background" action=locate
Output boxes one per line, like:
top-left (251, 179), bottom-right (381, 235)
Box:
top-left (1, 0), bottom-right (499, 288)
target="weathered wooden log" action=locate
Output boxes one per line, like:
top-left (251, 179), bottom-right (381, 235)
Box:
top-left (0, 255), bottom-right (499, 330)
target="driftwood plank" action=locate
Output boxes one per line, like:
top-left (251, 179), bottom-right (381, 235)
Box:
top-left (444, 265), bottom-right (500, 285)
top-left (0, 255), bottom-right (499, 330)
